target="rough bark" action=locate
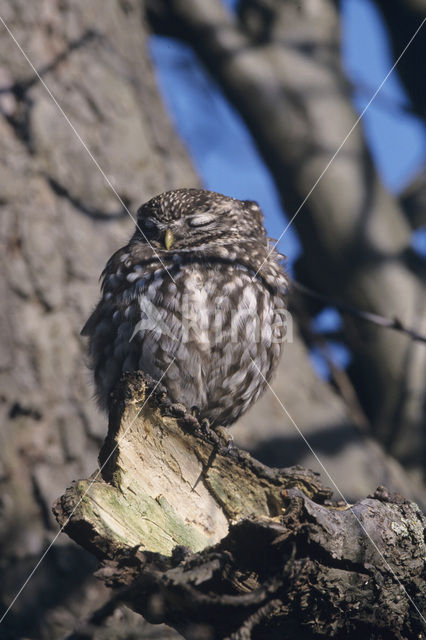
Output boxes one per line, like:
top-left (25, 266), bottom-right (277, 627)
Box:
top-left (54, 373), bottom-right (426, 640)
top-left (146, 0), bottom-right (426, 474)
top-left (0, 1), bottom-right (194, 638)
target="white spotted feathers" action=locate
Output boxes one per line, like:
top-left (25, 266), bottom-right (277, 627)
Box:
top-left (82, 189), bottom-right (288, 426)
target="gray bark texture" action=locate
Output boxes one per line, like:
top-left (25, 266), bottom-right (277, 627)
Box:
top-left (0, 0), bottom-right (424, 638)
top-left (0, 2), bottom-right (194, 638)
top-left (54, 373), bottom-right (426, 640)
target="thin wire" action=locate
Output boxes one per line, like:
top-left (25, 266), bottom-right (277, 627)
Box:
top-left (252, 16), bottom-right (426, 282)
top-left (250, 358), bottom-right (426, 625)
top-left (0, 361), bottom-right (175, 624)
top-left (0, 16), bottom-right (176, 284)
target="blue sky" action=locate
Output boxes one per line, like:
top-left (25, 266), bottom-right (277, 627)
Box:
top-left (148, 0), bottom-right (425, 376)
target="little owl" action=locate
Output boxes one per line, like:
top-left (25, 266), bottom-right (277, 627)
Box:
top-left (82, 189), bottom-right (288, 426)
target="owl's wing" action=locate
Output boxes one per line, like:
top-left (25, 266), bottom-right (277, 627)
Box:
top-left (80, 302), bottom-right (104, 337)
top-left (81, 242), bottom-right (160, 337)
top-left (81, 244), bottom-right (132, 337)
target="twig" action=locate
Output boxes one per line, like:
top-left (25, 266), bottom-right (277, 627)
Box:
top-left (292, 280), bottom-right (426, 344)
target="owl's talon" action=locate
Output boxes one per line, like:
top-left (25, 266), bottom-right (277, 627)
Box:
top-left (226, 437), bottom-right (234, 454)
top-left (200, 418), bottom-right (210, 435)
top-left (168, 402), bottom-right (187, 418)
top-left (213, 425), bottom-right (233, 450)
top-left (190, 405), bottom-right (202, 420)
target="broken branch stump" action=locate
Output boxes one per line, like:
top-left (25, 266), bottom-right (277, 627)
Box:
top-left (54, 373), bottom-right (425, 639)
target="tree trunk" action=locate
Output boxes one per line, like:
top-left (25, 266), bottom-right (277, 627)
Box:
top-left (0, 2), bottom-right (195, 637)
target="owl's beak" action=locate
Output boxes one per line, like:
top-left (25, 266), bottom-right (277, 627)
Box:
top-left (164, 228), bottom-right (174, 250)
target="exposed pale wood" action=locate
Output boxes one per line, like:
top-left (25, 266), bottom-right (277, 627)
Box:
top-left (54, 374), bottom-right (426, 640)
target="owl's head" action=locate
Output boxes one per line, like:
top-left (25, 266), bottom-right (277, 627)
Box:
top-left (132, 188), bottom-right (267, 251)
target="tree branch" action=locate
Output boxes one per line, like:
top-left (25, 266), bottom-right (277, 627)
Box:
top-left (292, 280), bottom-right (426, 343)
top-left (53, 373), bottom-right (426, 639)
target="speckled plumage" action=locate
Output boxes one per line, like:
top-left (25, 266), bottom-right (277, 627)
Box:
top-left (82, 189), bottom-right (288, 426)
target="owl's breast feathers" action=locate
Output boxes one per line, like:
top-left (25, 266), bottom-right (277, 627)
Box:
top-left (82, 238), bottom-right (288, 423)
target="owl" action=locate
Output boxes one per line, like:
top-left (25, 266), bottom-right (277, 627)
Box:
top-left (82, 189), bottom-right (288, 427)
